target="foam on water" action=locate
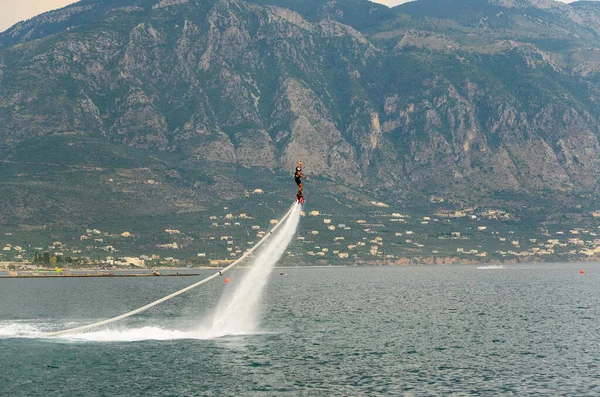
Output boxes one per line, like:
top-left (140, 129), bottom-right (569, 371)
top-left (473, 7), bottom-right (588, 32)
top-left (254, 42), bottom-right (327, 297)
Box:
top-left (0, 322), bottom-right (202, 341)
top-left (62, 326), bottom-right (192, 342)
top-left (0, 322), bottom-right (49, 339)
top-left (0, 322), bottom-right (281, 342)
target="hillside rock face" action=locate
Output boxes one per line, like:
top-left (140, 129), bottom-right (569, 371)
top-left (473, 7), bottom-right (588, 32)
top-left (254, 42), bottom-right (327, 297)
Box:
top-left (1, 0), bottom-right (600, 200)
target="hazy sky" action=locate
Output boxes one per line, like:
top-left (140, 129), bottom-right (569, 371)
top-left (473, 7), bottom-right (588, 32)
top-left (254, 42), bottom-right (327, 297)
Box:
top-left (0, 0), bottom-right (77, 32)
top-left (0, 0), bottom-right (577, 33)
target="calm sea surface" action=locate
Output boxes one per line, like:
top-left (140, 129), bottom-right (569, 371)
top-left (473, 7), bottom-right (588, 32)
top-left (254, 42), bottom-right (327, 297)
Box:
top-left (1, 264), bottom-right (599, 396)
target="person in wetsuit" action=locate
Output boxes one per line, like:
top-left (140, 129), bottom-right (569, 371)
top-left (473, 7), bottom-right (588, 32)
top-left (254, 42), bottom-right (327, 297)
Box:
top-left (295, 161), bottom-right (305, 201)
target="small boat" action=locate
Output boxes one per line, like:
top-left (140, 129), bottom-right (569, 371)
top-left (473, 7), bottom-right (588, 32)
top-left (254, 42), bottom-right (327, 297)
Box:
top-left (476, 265), bottom-right (505, 270)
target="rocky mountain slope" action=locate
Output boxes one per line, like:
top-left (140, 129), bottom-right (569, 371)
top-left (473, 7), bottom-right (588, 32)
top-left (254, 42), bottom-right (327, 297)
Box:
top-left (1, 0), bottom-right (600, 230)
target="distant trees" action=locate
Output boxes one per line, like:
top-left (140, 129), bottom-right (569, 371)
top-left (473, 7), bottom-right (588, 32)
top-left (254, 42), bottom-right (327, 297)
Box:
top-left (33, 251), bottom-right (74, 266)
top-left (33, 251), bottom-right (46, 264)
top-left (33, 251), bottom-right (53, 265)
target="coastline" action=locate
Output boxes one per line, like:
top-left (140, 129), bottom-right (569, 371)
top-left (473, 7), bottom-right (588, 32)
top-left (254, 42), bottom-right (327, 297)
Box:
top-left (1, 257), bottom-right (598, 278)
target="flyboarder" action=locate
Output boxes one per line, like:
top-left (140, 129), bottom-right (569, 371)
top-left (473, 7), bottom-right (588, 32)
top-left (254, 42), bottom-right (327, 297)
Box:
top-left (295, 161), bottom-right (306, 204)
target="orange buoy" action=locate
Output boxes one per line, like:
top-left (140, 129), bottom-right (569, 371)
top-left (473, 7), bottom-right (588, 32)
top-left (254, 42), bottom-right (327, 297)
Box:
top-left (580, 269), bottom-right (585, 274)
top-left (224, 277), bottom-right (231, 283)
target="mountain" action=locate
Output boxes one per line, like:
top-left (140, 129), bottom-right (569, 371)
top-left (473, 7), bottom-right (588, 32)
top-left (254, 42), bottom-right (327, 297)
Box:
top-left (1, 0), bottom-right (600, 263)
top-left (0, 0), bottom-right (378, 179)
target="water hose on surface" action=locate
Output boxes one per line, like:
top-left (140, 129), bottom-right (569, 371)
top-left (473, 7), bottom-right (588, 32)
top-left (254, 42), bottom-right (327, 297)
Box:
top-left (44, 202), bottom-right (298, 337)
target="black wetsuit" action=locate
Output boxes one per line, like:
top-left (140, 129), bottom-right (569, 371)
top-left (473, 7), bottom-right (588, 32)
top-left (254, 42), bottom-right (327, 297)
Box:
top-left (295, 167), bottom-right (302, 186)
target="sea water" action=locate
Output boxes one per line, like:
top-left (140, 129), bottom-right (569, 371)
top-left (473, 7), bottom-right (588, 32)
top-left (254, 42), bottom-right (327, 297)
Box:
top-left (1, 263), bottom-right (599, 395)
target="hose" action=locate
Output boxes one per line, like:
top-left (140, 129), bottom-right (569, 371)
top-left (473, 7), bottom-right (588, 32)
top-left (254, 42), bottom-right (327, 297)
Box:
top-left (44, 202), bottom-right (298, 337)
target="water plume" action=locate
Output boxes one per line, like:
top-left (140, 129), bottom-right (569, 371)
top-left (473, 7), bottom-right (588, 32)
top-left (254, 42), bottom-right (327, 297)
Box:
top-left (201, 203), bottom-right (301, 338)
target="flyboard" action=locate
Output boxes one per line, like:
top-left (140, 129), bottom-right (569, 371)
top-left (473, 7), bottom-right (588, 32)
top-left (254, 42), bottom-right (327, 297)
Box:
top-left (44, 202), bottom-right (298, 337)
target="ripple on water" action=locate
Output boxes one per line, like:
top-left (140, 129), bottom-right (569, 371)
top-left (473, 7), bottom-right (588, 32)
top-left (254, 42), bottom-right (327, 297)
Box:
top-left (1, 264), bottom-right (600, 395)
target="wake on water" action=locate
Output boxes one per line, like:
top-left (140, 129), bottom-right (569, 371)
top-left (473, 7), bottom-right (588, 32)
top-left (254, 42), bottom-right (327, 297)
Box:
top-left (476, 265), bottom-right (506, 270)
top-left (0, 203), bottom-right (302, 342)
